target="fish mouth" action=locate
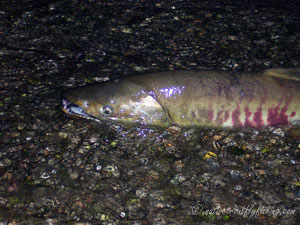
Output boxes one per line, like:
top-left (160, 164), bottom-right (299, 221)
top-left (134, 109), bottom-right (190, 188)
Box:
top-left (62, 99), bottom-right (101, 123)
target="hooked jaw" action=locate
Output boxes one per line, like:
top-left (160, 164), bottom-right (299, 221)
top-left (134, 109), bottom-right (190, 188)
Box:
top-left (62, 99), bottom-right (102, 123)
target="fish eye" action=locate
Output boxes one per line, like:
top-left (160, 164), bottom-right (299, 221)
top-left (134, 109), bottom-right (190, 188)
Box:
top-left (102, 105), bottom-right (114, 116)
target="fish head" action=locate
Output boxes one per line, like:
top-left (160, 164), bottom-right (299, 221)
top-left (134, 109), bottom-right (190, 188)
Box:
top-left (62, 79), bottom-right (170, 126)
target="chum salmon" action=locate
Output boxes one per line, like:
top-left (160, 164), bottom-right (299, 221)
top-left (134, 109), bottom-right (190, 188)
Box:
top-left (62, 68), bottom-right (300, 129)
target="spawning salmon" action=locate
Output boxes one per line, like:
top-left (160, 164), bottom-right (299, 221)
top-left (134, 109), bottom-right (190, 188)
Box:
top-left (62, 68), bottom-right (300, 128)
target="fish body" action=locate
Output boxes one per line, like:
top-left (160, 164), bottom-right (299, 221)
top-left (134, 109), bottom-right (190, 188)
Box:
top-left (62, 68), bottom-right (300, 128)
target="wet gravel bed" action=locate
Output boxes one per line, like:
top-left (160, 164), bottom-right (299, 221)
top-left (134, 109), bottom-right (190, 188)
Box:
top-left (1, 0), bottom-right (300, 224)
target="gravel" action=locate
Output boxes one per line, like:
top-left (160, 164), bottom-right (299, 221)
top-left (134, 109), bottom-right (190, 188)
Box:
top-left (1, 0), bottom-right (300, 224)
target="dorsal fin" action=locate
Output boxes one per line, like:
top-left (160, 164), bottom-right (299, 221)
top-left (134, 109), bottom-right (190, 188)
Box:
top-left (263, 68), bottom-right (300, 81)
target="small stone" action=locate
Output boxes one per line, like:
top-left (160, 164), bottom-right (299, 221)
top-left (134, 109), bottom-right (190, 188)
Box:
top-left (256, 169), bottom-right (267, 176)
top-left (167, 126), bottom-right (181, 135)
top-left (103, 165), bottom-right (120, 177)
top-left (0, 159), bottom-right (12, 167)
top-left (230, 170), bottom-right (240, 179)
top-left (40, 172), bottom-right (50, 179)
top-left (45, 218), bottom-right (58, 225)
top-left (76, 158), bottom-right (82, 167)
top-left (136, 188), bottom-right (148, 198)
top-left (110, 141), bottom-right (118, 147)
top-left (272, 128), bottom-right (285, 137)
top-left (213, 135), bottom-right (223, 141)
top-left (203, 151), bottom-right (217, 160)
top-left (170, 174), bottom-right (186, 185)
top-left (120, 26), bottom-right (133, 33)
top-left (234, 185), bottom-right (242, 191)
top-left (58, 132), bottom-right (68, 138)
top-left (95, 164), bottom-right (102, 171)
top-left (69, 171), bottom-right (79, 180)
top-left (174, 160), bottom-right (184, 169)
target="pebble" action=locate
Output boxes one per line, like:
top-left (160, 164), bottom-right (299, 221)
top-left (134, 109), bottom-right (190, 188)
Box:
top-left (69, 171), bottom-right (79, 180)
top-left (234, 185), bottom-right (242, 191)
top-left (103, 165), bottom-right (120, 177)
top-left (136, 188), bottom-right (148, 198)
top-left (272, 128), bottom-right (285, 137)
top-left (167, 126), bottom-right (181, 135)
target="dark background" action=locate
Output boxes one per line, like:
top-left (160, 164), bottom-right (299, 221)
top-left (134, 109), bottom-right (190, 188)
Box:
top-left (1, 0), bottom-right (300, 224)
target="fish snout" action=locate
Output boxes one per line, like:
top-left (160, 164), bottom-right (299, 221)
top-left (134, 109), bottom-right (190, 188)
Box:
top-left (62, 99), bottom-right (86, 116)
top-left (62, 99), bottom-right (102, 123)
